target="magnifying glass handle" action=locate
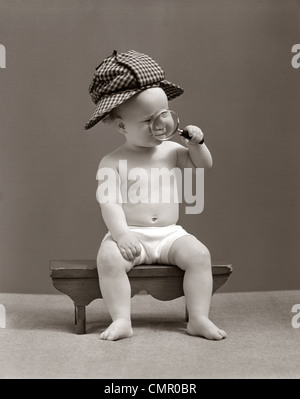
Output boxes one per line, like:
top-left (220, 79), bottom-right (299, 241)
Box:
top-left (178, 129), bottom-right (205, 145)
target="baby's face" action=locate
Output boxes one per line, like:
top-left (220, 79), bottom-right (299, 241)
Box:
top-left (117, 87), bottom-right (169, 147)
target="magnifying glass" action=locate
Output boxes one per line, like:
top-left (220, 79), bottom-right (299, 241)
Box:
top-left (149, 109), bottom-right (204, 144)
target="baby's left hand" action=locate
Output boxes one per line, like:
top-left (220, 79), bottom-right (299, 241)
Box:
top-left (180, 125), bottom-right (204, 146)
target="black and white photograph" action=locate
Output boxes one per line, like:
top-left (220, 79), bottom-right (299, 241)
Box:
top-left (0, 0), bottom-right (299, 381)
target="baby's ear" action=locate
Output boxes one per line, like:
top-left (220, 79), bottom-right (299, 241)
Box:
top-left (114, 118), bottom-right (127, 135)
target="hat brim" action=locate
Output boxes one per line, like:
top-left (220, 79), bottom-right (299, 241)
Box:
top-left (84, 80), bottom-right (183, 130)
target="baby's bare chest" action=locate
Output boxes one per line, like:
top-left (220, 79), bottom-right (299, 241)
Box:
top-left (117, 148), bottom-right (179, 199)
top-left (121, 147), bottom-right (178, 173)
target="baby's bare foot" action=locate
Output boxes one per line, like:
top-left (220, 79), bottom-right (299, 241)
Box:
top-left (187, 316), bottom-right (227, 341)
top-left (100, 319), bottom-right (133, 341)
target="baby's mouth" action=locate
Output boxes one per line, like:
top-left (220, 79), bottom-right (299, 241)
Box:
top-left (154, 129), bottom-right (167, 137)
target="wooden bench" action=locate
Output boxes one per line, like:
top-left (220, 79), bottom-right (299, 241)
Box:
top-left (50, 260), bottom-right (233, 334)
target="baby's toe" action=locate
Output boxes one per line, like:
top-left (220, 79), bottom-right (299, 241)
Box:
top-left (107, 331), bottom-right (117, 341)
top-left (100, 330), bottom-right (109, 340)
top-left (217, 329), bottom-right (227, 339)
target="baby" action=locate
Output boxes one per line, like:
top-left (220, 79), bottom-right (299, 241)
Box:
top-left (85, 50), bottom-right (226, 341)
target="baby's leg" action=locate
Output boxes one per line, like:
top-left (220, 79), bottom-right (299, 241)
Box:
top-left (97, 238), bottom-right (134, 341)
top-left (168, 235), bottom-right (227, 340)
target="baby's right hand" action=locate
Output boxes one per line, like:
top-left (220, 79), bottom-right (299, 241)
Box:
top-left (117, 232), bottom-right (142, 262)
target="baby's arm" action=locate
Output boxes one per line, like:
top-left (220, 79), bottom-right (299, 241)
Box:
top-left (97, 156), bottom-right (141, 262)
top-left (176, 126), bottom-right (213, 170)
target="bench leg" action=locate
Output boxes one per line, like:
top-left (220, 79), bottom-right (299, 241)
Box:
top-left (75, 305), bottom-right (86, 335)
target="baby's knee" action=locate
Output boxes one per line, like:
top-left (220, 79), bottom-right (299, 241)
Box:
top-left (97, 245), bottom-right (128, 276)
top-left (97, 245), bottom-right (113, 267)
top-left (187, 245), bottom-right (211, 268)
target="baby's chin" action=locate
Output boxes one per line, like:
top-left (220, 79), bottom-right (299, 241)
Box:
top-left (128, 137), bottom-right (164, 149)
top-left (136, 140), bottom-right (163, 149)
top-left (148, 137), bottom-right (164, 146)
top-left (147, 142), bottom-right (163, 149)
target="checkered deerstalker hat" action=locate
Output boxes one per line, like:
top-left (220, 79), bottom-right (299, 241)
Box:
top-left (84, 50), bottom-right (184, 130)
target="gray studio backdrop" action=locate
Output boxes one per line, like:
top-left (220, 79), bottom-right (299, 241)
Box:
top-left (0, 0), bottom-right (299, 294)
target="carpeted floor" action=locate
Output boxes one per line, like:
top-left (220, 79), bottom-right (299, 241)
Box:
top-left (0, 290), bottom-right (299, 379)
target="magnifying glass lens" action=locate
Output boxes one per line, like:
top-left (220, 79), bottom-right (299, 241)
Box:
top-left (150, 110), bottom-right (179, 141)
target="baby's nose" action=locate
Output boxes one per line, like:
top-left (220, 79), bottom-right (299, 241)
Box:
top-left (154, 117), bottom-right (166, 131)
